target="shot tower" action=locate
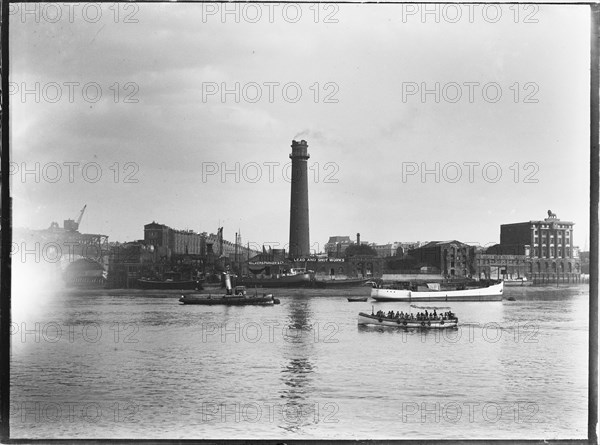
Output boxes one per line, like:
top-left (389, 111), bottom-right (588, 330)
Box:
top-left (288, 139), bottom-right (310, 258)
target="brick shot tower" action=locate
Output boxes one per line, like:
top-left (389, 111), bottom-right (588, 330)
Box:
top-left (288, 139), bottom-right (310, 258)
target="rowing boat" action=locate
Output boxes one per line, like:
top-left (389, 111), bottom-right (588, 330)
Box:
top-left (357, 312), bottom-right (458, 328)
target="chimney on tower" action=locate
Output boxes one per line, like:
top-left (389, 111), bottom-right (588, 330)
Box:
top-left (357, 233), bottom-right (361, 245)
top-left (288, 139), bottom-right (310, 258)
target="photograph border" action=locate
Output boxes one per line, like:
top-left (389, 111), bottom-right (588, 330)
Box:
top-left (0, 1), bottom-right (597, 443)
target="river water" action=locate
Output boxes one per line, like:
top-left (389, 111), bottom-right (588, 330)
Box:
top-left (10, 284), bottom-right (589, 440)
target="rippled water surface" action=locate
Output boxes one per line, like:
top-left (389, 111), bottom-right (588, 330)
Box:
top-left (11, 285), bottom-right (589, 439)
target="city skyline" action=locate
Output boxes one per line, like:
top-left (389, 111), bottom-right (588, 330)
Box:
top-left (11, 4), bottom-right (591, 250)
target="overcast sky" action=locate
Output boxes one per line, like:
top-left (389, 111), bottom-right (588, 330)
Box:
top-left (10, 3), bottom-right (591, 252)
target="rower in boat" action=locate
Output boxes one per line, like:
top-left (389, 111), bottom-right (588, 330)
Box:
top-left (359, 309), bottom-right (458, 328)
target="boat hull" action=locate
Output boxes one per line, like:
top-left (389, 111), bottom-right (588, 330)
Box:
top-left (179, 294), bottom-right (279, 305)
top-left (371, 282), bottom-right (503, 302)
top-left (358, 312), bottom-right (458, 328)
top-left (237, 273), bottom-right (313, 288)
top-left (314, 279), bottom-right (369, 288)
top-left (503, 279), bottom-right (532, 287)
top-left (347, 297), bottom-right (369, 302)
top-left (138, 279), bottom-right (200, 290)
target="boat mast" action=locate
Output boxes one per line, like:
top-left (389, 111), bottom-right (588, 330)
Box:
top-left (235, 231), bottom-right (238, 274)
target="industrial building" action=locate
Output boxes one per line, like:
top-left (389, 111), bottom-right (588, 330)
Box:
top-left (494, 211), bottom-right (581, 283)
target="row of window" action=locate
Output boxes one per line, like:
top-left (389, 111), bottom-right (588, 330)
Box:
top-left (477, 263), bottom-right (580, 273)
top-left (478, 259), bottom-right (522, 264)
top-left (533, 230), bottom-right (571, 239)
top-left (532, 247), bottom-right (571, 258)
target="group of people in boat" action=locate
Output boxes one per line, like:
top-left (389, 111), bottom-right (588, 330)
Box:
top-left (372, 309), bottom-right (455, 321)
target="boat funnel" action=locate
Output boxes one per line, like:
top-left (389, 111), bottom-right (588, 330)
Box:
top-left (224, 273), bottom-right (233, 295)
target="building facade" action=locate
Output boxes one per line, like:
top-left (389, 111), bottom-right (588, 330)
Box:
top-left (106, 242), bottom-right (155, 288)
top-left (304, 255), bottom-right (384, 279)
top-left (498, 211), bottom-right (580, 282)
top-left (144, 222), bottom-right (205, 256)
top-left (324, 236), bottom-right (352, 258)
top-left (407, 240), bottom-right (476, 278)
top-left (475, 253), bottom-right (529, 280)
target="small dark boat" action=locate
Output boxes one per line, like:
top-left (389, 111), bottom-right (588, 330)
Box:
top-left (179, 274), bottom-right (280, 306)
top-left (179, 291), bottom-right (280, 306)
top-left (348, 297), bottom-right (369, 302)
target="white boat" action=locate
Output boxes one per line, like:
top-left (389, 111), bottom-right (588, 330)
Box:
top-left (358, 312), bottom-right (458, 329)
top-left (371, 281), bottom-right (503, 302)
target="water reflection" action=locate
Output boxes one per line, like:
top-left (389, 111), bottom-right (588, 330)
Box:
top-left (10, 287), bottom-right (589, 439)
top-left (278, 297), bottom-right (316, 432)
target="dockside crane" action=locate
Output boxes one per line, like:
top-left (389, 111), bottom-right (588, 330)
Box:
top-left (75, 204), bottom-right (87, 230)
top-left (64, 204), bottom-right (87, 231)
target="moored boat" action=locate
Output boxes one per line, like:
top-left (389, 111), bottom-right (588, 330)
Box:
top-left (347, 297), bottom-right (369, 302)
top-left (138, 278), bottom-right (201, 290)
top-left (358, 312), bottom-right (458, 328)
top-left (503, 277), bottom-right (532, 287)
top-left (237, 268), bottom-right (314, 288)
top-left (314, 278), bottom-right (370, 288)
top-left (371, 281), bottom-right (503, 302)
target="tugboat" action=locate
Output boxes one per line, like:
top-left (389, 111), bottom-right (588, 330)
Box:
top-left (179, 273), bottom-right (280, 306)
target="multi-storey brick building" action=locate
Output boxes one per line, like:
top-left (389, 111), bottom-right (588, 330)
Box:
top-left (497, 211), bottom-right (581, 282)
top-left (475, 251), bottom-right (530, 280)
top-left (325, 236), bottom-right (353, 258)
top-left (407, 240), bottom-right (476, 278)
top-left (144, 222), bottom-right (259, 265)
top-left (372, 243), bottom-right (397, 257)
top-left (144, 222), bottom-right (205, 255)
